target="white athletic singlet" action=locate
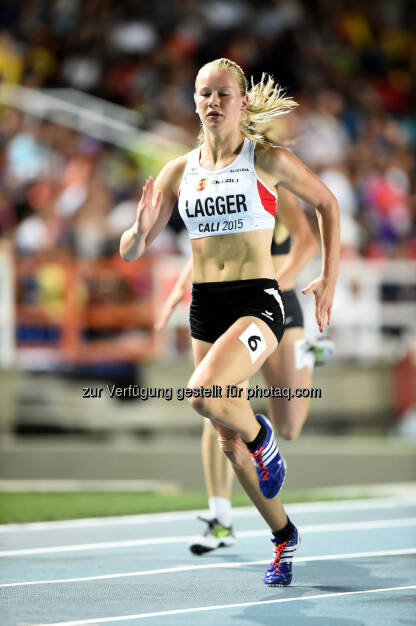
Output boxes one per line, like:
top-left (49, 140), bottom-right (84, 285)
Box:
top-left (178, 138), bottom-right (277, 239)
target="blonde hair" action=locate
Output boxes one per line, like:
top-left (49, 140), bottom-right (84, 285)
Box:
top-left (195, 58), bottom-right (298, 146)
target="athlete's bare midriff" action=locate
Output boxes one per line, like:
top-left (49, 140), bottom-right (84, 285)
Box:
top-left (191, 229), bottom-right (275, 282)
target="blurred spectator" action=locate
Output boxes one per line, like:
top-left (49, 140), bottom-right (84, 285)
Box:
top-left (14, 180), bottom-right (65, 256)
top-left (0, 189), bottom-right (15, 238)
top-left (294, 90), bottom-right (351, 170)
top-left (70, 175), bottom-right (113, 258)
top-left (320, 166), bottom-right (363, 255)
top-left (0, 32), bottom-right (24, 84)
top-left (0, 0), bottom-right (413, 263)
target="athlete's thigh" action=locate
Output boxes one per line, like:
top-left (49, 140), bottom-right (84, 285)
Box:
top-left (192, 337), bottom-right (248, 441)
top-left (262, 327), bottom-right (311, 389)
top-left (191, 316), bottom-right (278, 388)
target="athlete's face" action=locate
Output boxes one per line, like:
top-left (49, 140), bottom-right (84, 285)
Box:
top-left (194, 67), bottom-right (248, 131)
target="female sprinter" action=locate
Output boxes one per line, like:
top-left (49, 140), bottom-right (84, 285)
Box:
top-left (155, 189), bottom-right (334, 554)
top-left (120, 58), bottom-right (340, 586)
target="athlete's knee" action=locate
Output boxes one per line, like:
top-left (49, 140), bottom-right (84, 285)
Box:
top-left (188, 393), bottom-right (212, 417)
top-left (269, 403), bottom-right (305, 440)
top-left (278, 422), bottom-right (303, 441)
top-left (186, 372), bottom-right (210, 416)
top-left (187, 370), bottom-right (223, 417)
top-left (187, 387), bottom-right (217, 418)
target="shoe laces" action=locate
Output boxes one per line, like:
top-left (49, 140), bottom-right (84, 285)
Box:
top-left (270, 540), bottom-right (288, 572)
top-left (252, 445), bottom-right (270, 481)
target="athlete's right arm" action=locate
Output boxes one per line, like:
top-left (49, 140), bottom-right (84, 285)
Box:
top-left (154, 257), bottom-right (192, 330)
top-left (120, 157), bottom-right (185, 261)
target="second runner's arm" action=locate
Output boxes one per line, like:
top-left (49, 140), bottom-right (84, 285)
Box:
top-left (154, 257), bottom-right (193, 330)
top-left (274, 187), bottom-right (319, 291)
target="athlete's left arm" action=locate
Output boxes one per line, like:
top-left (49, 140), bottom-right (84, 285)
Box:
top-left (272, 148), bottom-right (340, 332)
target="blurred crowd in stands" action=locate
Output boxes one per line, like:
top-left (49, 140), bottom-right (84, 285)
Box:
top-left (0, 0), bottom-right (415, 260)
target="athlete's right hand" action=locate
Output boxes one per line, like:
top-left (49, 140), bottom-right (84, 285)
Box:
top-left (136, 176), bottom-right (163, 237)
top-left (154, 286), bottom-right (186, 330)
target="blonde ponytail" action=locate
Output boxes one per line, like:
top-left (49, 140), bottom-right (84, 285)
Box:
top-left (243, 74), bottom-right (298, 146)
top-left (196, 58), bottom-right (298, 146)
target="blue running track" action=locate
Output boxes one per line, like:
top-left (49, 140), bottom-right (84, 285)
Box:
top-left (0, 496), bottom-right (415, 625)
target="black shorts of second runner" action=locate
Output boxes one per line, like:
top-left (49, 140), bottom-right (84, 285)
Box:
top-left (190, 278), bottom-right (285, 344)
top-left (281, 289), bottom-right (304, 329)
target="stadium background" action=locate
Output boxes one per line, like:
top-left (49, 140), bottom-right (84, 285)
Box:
top-left (0, 0), bottom-right (415, 520)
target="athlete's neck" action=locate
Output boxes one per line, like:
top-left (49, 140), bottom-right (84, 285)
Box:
top-left (200, 130), bottom-right (245, 170)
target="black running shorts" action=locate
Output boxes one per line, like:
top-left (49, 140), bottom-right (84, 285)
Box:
top-left (190, 278), bottom-right (285, 344)
top-left (281, 289), bottom-right (304, 329)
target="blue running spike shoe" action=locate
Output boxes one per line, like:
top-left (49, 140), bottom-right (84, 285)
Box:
top-left (249, 414), bottom-right (286, 499)
top-left (264, 525), bottom-right (300, 586)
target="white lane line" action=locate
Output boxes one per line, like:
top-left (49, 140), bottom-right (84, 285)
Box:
top-left (1, 517), bottom-right (415, 557)
top-left (20, 585), bottom-right (416, 625)
top-left (1, 497), bottom-right (415, 533)
top-left (1, 548), bottom-right (415, 589)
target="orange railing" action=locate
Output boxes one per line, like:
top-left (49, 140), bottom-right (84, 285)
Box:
top-left (15, 253), bottom-right (167, 364)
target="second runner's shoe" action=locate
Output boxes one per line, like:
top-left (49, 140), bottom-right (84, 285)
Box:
top-left (189, 516), bottom-right (236, 555)
top-left (306, 336), bottom-right (335, 366)
top-left (249, 414), bottom-right (286, 499)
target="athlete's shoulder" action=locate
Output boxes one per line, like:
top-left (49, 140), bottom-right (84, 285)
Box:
top-left (160, 153), bottom-right (189, 178)
top-left (156, 153), bottom-right (189, 195)
top-left (255, 144), bottom-right (296, 175)
top-left (255, 143), bottom-right (292, 161)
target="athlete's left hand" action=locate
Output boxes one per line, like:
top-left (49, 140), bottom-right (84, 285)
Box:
top-left (302, 276), bottom-right (335, 333)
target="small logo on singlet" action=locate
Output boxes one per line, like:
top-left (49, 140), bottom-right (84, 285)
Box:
top-left (196, 178), bottom-right (208, 191)
top-left (212, 178), bottom-right (239, 185)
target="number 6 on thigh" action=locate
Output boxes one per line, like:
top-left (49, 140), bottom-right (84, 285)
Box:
top-left (238, 321), bottom-right (268, 364)
top-left (191, 317), bottom-right (278, 388)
